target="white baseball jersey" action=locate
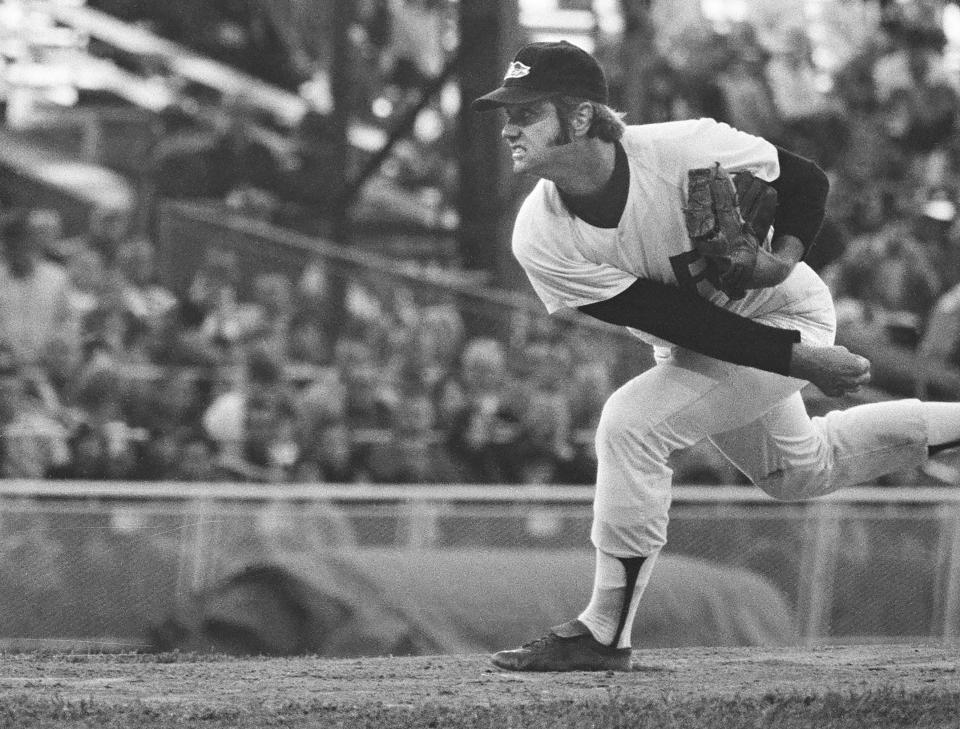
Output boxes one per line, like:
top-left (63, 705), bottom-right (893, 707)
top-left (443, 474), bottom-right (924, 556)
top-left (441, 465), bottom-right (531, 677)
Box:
top-left (512, 118), bottom-right (786, 349)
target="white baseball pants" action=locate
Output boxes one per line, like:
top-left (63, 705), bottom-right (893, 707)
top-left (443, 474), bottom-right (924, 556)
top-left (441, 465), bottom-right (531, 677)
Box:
top-left (591, 265), bottom-right (930, 557)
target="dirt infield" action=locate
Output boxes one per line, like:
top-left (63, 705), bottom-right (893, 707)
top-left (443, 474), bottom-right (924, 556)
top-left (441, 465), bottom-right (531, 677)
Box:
top-left (0, 643), bottom-right (958, 727)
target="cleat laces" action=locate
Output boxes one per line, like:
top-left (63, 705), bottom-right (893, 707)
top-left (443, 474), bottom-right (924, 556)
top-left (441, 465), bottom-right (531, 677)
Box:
top-left (520, 633), bottom-right (556, 650)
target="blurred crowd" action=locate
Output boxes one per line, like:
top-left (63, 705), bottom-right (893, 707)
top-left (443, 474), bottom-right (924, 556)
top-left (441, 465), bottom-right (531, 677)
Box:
top-left (5, 1), bottom-right (960, 485)
top-left (0, 204), bottom-right (653, 484)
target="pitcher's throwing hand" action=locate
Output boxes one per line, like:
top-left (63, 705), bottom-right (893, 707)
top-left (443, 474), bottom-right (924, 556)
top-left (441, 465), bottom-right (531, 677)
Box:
top-left (792, 344), bottom-right (871, 397)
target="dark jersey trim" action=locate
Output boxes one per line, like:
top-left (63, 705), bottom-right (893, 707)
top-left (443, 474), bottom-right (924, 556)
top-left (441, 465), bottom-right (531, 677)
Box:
top-left (771, 147), bottom-right (829, 257)
top-left (558, 140), bottom-right (629, 228)
top-left (578, 278), bottom-right (800, 375)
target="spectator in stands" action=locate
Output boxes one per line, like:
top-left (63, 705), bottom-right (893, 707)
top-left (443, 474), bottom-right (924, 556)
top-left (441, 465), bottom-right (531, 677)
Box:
top-left (38, 335), bottom-right (82, 408)
top-left (511, 338), bottom-right (570, 394)
top-left (130, 365), bottom-right (215, 480)
top-left (187, 247), bottom-right (245, 362)
top-left (917, 278), bottom-right (960, 392)
top-left (174, 429), bottom-right (222, 482)
top-left (286, 308), bottom-right (333, 370)
top-left (241, 272), bottom-right (297, 359)
top-left (288, 259), bottom-right (340, 373)
top-left (78, 305), bottom-right (129, 369)
top-left (152, 298), bottom-right (224, 369)
top-left (216, 387), bottom-right (300, 483)
top-left (715, 28), bottom-right (781, 141)
top-left (820, 215), bottom-right (945, 398)
top-left (365, 388), bottom-right (462, 484)
top-left (294, 258), bottom-right (338, 323)
top-left (202, 345), bottom-right (295, 477)
top-left (872, 8), bottom-right (959, 212)
top-left (560, 358), bottom-right (613, 482)
top-left (506, 338), bottom-right (581, 483)
top-left (115, 236), bottom-right (178, 346)
top-left (63, 245), bottom-right (149, 373)
top-left (0, 347), bottom-right (70, 479)
top-left (293, 369), bottom-right (357, 483)
top-left (295, 414), bottom-right (356, 483)
top-left (442, 337), bottom-right (524, 483)
top-left (26, 208), bottom-right (71, 265)
top-left (391, 303), bottom-right (464, 405)
top-left (334, 336), bottom-right (397, 430)
top-left (80, 206), bottom-right (133, 267)
top-left (67, 366), bottom-right (140, 480)
top-left (764, 26), bottom-right (847, 165)
top-left (65, 247), bottom-right (107, 323)
top-left (0, 211), bottom-right (80, 371)
top-left (824, 220), bottom-right (942, 349)
top-left (512, 391), bottom-right (575, 484)
top-left (428, 299), bottom-right (467, 359)
top-left (564, 359), bottom-right (613, 435)
top-left (914, 188), bottom-right (960, 292)
top-left (872, 9), bottom-right (957, 154)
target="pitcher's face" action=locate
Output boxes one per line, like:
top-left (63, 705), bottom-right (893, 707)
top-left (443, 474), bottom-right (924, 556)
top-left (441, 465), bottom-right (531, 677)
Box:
top-left (500, 101), bottom-right (569, 176)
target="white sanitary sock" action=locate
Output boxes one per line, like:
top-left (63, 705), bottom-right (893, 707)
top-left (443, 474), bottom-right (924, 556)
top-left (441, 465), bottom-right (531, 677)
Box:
top-left (578, 549), bottom-right (659, 649)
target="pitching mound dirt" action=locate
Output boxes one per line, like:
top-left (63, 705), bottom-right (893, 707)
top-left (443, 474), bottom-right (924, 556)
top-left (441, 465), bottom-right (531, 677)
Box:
top-left (0, 643), bottom-right (956, 714)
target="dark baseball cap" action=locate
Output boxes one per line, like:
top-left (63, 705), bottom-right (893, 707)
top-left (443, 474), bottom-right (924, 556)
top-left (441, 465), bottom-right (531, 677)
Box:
top-left (471, 40), bottom-right (608, 111)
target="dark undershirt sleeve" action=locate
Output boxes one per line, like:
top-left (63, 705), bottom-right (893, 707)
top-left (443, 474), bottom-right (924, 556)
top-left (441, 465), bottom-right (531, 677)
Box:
top-left (770, 147), bottom-right (829, 258)
top-left (578, 279), bottom-right (801, 375)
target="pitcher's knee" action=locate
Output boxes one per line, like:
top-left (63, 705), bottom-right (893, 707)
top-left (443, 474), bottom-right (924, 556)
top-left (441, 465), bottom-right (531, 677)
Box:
top-left (595, 394), bottom-right (672, 468)
top-left (592, 515), bottom-right (668, 557)
top-left (595, 389), bottom-right (635, 444)
top-left (755, 463), bottom-right (831, 501)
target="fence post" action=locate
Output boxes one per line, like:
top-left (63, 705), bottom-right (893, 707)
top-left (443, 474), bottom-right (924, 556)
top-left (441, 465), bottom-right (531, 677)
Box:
top-left (796, 502), bottom-right (841, 645)
top-left (403, 497), bottom-right (440, 550)
top-left (176, 497), bottom-right (219, 601)
top-left (934, 503), bottom-right (960, 640)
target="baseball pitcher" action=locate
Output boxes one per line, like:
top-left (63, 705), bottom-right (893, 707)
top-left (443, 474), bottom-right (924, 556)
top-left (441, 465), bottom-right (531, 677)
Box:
top-left (472, 41), bottom-right (960, 672)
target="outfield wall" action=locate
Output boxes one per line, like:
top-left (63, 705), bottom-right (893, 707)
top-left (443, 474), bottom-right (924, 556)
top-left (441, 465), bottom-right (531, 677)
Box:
top-left (0, 481), bottom-right (957, 653)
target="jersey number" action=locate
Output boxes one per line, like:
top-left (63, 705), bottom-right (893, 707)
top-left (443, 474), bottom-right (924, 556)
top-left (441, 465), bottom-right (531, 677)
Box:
top-left (669, 250), bottom-right (721, 295)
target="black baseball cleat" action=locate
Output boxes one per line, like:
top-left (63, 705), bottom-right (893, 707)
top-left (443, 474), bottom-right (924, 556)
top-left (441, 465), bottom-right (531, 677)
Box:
top-left (490, 619), bottom-right (632, 672)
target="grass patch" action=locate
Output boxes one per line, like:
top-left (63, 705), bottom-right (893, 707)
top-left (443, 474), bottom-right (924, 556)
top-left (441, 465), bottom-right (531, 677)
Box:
top-left (0, 686), bottom-right (957, 729)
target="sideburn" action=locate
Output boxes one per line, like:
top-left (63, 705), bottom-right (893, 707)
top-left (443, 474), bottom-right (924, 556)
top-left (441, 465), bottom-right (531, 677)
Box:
top-left (551, 121), bottom-right (573, 146)
top-left (549, 100), bottom-right (575, 146)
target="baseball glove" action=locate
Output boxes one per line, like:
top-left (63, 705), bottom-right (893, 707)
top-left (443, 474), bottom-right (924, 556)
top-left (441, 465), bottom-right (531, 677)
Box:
top-left (683, 163), bottom-right (777, 299)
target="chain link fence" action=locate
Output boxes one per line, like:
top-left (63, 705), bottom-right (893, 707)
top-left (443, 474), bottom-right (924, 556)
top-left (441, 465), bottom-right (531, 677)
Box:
top-left (0, 481), bottom-right (957, 652)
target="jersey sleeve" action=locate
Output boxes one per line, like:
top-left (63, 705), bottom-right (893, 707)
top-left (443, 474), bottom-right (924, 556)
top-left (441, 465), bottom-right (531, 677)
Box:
top-left (512, 191), bottom-right (636, 313)
top-left (690, 118), bottom-right (780, 179)
top-left (639, 118), bottom-right (780, 182)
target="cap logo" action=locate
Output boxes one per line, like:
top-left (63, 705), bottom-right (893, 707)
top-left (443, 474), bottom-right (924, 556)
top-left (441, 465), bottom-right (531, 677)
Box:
top-left (504, 61), bottom-right (531, 80)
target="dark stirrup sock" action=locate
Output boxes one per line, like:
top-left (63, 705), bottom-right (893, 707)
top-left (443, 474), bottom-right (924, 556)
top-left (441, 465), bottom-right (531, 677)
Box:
top-left (608, 556), bottom-right (646, 649)
top-left (929, 437), bottom-right (960, 456)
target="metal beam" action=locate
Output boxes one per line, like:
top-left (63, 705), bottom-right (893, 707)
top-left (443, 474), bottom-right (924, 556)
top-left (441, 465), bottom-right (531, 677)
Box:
top-left (457, 0), bottom-right (520, 283)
